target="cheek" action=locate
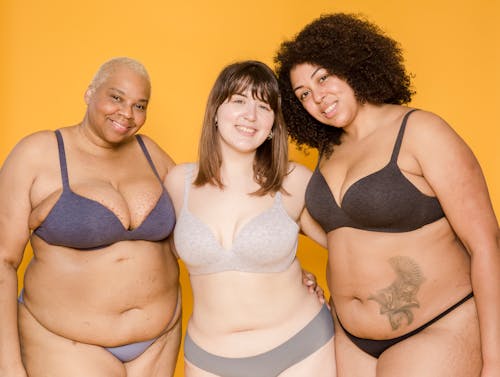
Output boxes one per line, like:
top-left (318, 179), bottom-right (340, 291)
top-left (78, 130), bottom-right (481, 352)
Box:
top-left (264, 113), bottom-right (275, 130)
top-left (95, 99), bottom-right (118, 114)
top-left (216, 106), bottom-right (233, 122)
top-left (302, 101), bottom-right (320, 117)
top-left (133, 112), bottom-right (147, 127)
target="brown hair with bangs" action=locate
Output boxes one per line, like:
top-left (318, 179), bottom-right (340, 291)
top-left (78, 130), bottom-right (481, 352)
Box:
top-left (194, 60), bottom-right (289, 196)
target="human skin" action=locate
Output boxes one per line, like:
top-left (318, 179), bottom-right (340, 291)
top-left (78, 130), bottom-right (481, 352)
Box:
top-left (165, 81), bottom-right (336, 376)
top-left (0, 62), bottom-right (181, 377)
top-left (288, 62), bottom-right (499, 377)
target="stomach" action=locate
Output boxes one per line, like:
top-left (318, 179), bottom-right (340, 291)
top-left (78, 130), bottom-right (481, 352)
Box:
top-left (328, 218), bottom-right (473, 339)
top-left (21, 237), bottom-right (180, 346)
top-left (187, 259), bottom-right (326, 357)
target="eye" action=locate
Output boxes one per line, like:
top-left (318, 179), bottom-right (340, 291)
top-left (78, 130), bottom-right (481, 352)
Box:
top-left (298, 90), bottom-right (310, 101)
top-left (258, 102), bottom-right (271, 111)
top-left (135, 103), bottom-right (147, 111)
top-left (318, 74), bottom-right (329, 84)
top-left (111, 95), bottom-right (121, 102)
top-left (230, 95), bottom-right (245, 104)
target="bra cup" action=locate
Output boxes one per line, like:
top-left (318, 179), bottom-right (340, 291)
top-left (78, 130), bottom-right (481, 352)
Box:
top-left (33, 130), bottom-right (176, 250)
top-left (305, 109), bottom-right (444, 234)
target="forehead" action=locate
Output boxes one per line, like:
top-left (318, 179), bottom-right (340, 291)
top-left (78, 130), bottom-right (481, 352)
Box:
top-left (228, 81), bottom-right (271, 102)
top-left (98, 66), bottom-right (150, 98)
top-left (290, 63), bottom-right (322, 84)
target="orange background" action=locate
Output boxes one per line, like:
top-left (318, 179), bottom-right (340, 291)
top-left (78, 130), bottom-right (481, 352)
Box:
top-left (1, 1), bottom-right (498, 375)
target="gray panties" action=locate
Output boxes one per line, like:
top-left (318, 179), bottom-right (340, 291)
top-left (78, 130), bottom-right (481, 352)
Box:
top-left (184, 304), bottom-right (334, 377)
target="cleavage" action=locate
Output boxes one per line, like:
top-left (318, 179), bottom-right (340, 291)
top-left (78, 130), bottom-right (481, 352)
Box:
top-left (320, 157), bottom-right (391, 206)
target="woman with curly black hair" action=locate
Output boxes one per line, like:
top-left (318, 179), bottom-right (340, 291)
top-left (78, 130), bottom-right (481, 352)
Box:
top-left (275, 13), bottom-right (499, 377)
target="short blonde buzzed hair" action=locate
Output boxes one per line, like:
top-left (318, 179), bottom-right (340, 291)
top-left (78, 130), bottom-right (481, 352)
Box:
top-left (88, 57), bottom-right (151, 93)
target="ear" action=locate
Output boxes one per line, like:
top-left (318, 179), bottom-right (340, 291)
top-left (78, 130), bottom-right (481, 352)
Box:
top-left (84, 87), bottom-right (93, 105)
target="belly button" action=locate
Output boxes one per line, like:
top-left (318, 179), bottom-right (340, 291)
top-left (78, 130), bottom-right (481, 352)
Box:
top-left (120, 307), bottom-right (141, 315)
top-left (352, 296), bottom-right (363, 303)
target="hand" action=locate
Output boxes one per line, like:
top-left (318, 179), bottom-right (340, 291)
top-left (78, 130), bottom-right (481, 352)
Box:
top-left (302, 268), bottom-right (329, 308)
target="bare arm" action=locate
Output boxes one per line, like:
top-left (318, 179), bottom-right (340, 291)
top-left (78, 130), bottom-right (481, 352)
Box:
top-left (410, 111), bottom-right (500, 373)
top-left (164, 163), bottom-right (191, 260)
top-left (299, 207), bottom-right (327, 249)
top-left (285, 162), bottom-right (327, 248)
top-left (283, 163), bottom-right (329, 304)
top-left (138, 134), bottom-right (176, 178)
top-left (0, 135), bottom-right (42, 377)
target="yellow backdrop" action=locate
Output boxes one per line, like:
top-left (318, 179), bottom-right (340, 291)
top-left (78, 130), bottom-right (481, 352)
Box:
top-left (1, 1), bottom-right (498, 375)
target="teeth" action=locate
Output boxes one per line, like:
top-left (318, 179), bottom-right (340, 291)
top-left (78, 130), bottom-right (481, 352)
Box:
top-left (323, 103), bottom-right (336, 114)
top-left (237, 125), bottom-right (255, 134)
top-left (112, 120), bottom-right (127, 130)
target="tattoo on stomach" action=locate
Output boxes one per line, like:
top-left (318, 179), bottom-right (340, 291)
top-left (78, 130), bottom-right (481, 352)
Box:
top-left (368, 256), bottom-right (425, 331)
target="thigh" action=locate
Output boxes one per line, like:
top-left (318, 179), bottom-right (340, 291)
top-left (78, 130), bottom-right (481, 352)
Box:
top-left (377, 298), bottom-right (481, 377)
top-left (18, 304), bottom-right (126, 377)
top-left (279, 337), bottom-right (336, 377)
top-left (334, 322), bottom-right (377, 377)
top-left (125, 314), bottom-right (182, 377)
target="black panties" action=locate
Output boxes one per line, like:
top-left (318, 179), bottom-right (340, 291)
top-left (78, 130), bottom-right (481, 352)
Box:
top-left (339, 292), bottom-right (474, 358)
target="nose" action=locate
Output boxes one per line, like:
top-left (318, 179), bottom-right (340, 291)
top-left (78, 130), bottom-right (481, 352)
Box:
top-left (118, 102), bottom-right (134, 119)
top-left (244, 102), bottom-right (257, 121)
top-left (311, 88), bottom-right (325, 104)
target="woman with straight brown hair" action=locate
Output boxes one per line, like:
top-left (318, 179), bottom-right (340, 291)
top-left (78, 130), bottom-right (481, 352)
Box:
top-left (165, 60), bottom-right (336, 377)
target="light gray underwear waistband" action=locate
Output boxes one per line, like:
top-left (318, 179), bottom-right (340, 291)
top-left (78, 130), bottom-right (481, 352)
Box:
top-left (184, 304), bottom-right (334, 377)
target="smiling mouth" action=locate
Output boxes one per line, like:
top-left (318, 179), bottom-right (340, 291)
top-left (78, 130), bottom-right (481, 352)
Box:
top-left (110, 119), bottom-right (130, 131)
top-left (236, 125), bottom-right (257, 135)
top-left (322, 103), bottom-right (337, 116)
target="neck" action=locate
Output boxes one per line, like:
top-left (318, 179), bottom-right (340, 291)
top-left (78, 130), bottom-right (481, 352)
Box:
top-left (342, 103), bottom-right (393, 142)
top-left (76, 121), bottom-right (126, 155)
top-left (219, 147), bottom-right (257, 187)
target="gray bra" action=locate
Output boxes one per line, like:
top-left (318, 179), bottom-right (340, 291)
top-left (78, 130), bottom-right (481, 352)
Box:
top-left (174, 164), bottom-right (299, 275)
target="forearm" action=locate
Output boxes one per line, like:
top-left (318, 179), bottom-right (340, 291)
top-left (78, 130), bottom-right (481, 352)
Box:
top-left (0, 261), bottom-right (24, 371)
top-left (470, 244), bottom-right (500, 367)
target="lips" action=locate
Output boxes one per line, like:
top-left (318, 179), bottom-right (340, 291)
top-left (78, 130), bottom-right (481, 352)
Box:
top-left (321, 102), bottom-right (337, 118)
top-left (110, 119), bottom-right (131, 132)
top-left (235, 125), bottom-right (257, 135)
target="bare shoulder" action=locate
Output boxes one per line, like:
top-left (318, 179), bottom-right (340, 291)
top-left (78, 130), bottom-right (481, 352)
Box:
top-left (404, 109), bottom-right (464, 149)
top-left (136, 134), bottom-right (176, 175)
top-left (286, 161), bottom-right (313, 183)
top-left (164, 163), bottom-right (195, 209)
top-left (165, 163), bottom-right (193, 184)
top-left (12, 129), bottom-right (57, 152)
top-left (2, 130), bottom-right (58, 172)
top-left (281, 161), bottom-right (312, 199)
top-left (402, 109), bottom-right (479, 173)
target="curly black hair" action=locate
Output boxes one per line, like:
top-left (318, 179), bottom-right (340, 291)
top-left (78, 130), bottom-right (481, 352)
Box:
top-left (275, 13), bottom-right (415, 156)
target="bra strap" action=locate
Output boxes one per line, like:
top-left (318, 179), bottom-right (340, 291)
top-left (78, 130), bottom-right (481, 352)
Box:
top-left (182, 164), bottom-right (196, 207)
top-left (390, 109), bottom-right (418, 163)
top-left (54, 130), bottom-right (70, 190)
top-left (136, 135), bottom-right (162, 182)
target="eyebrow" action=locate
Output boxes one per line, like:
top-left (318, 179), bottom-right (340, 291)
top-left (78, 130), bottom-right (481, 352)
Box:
top-left (109, 87), bottom-right (149, 103)
top-left (293, 67), bottom-right (323, 92)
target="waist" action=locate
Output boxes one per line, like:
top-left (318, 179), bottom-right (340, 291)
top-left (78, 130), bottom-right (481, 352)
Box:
top-left (20, 285), bottom-right (181, 346)
top-left (188, 299), bottom-right (328, 357)
top-left (327, 223), bottom-right (472, 338)
top-left (189, 263), bottom-right (322, 335)
top-left (21, 243), bottom-right (179, 344)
